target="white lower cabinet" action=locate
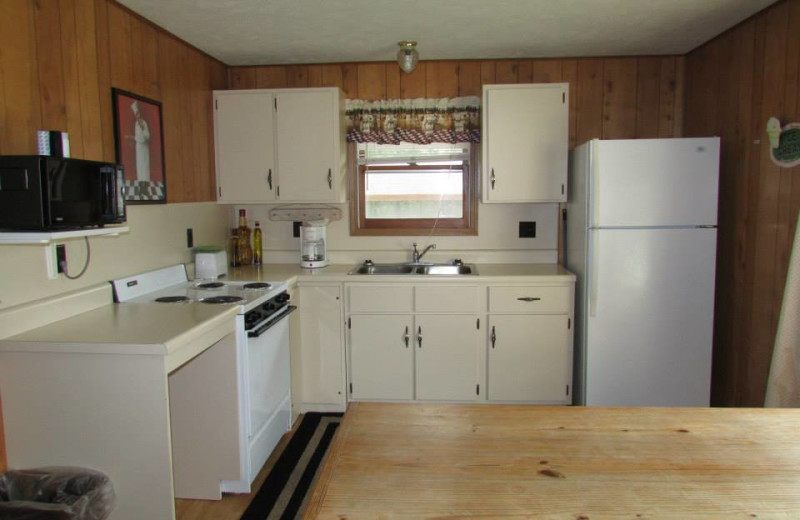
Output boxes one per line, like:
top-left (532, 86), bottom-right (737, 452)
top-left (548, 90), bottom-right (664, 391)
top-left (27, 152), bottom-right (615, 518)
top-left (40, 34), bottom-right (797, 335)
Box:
top-left (487, 315), bottom-right (572, 403)
top-left (296, 284), bottom-right (346, 412)
top-left (415, 315), bottom-right (481, 401)
top-left (349, 314), bottom-right (414, 400)
top-left (341, 281), bottom-right (574, 405)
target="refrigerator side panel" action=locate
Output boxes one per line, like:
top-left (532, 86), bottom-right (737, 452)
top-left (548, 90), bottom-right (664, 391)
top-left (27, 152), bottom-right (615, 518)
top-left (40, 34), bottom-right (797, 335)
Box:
top-left (585, 228), bottom-right (717, 406)
top-left (566, 141), bottom-right (592, 404)
top-left (591, 138), bottom-right (720, 227)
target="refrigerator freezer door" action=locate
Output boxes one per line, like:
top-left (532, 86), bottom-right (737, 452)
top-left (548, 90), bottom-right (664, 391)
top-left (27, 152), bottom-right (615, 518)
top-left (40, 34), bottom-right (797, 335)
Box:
top-left (590, 138), bottom-right (720, 227)
top-left (585, 227), bottom-right (716, 406)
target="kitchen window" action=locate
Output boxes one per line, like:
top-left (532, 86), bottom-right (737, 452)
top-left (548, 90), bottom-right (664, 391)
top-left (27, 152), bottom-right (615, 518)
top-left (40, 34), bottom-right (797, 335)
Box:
top-left (349, 142), bottom-right (478, 235)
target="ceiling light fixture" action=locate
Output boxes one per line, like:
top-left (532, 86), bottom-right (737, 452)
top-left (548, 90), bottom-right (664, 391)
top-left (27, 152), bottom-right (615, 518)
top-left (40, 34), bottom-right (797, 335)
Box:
top-left (397, 41), bottom-right (419, 74)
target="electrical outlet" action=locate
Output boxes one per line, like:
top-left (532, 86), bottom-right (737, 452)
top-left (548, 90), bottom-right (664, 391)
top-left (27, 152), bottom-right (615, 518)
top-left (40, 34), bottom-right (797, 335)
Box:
top-left (56, 244), bottom-right (67, 274)
top-left (293, 221), bottom-right (301, 238)
top-left (519, 221), bottom-right (536, 238)
top-left (186, 228), bottom-right (194, 248)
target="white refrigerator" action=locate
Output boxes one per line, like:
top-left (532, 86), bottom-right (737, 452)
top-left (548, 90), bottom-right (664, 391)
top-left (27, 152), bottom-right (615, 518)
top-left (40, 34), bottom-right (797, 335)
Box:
top-left (566, 138), bottom-right (720, 406)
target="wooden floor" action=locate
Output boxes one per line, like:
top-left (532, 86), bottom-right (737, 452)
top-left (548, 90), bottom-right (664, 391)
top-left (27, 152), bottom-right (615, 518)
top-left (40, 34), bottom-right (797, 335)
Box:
top-left (175, 415), bottom-right (302, 520)
top-left (305, 402), bottom-right (800, 519)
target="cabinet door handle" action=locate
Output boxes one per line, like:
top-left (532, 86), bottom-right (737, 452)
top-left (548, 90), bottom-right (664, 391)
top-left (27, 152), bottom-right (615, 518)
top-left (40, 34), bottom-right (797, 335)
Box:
top-left (491, 326), bottom-right (496, 348)
top-left (417, 326), bottom-right (422, 348)
top-left (517, 297), bottom-right (541, 302)
top-left (403, 326), bottom-right (410, 348)
top-left (267, 169), bottom-right (273, 190)
top-left (490, 168), bottom-right (496, 190)
top-left (327, 168), bottom-right (332, 189)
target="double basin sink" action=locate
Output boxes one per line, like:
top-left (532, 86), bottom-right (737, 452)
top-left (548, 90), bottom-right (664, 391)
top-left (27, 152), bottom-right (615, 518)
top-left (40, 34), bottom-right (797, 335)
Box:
top-left (349, 262), bottom-right (477, 276)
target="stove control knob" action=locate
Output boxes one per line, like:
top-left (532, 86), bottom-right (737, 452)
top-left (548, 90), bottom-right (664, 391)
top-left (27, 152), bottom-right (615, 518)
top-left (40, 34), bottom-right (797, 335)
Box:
top-left (276, 293), bottom-right (290, 304)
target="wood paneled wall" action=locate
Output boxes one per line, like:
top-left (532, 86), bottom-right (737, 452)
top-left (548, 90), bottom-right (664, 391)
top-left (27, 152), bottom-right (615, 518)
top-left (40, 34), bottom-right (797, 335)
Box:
top-left (230, 57), bottom-right (686, 147)
top-left (685, 0), bottom-right (800, 407)
top-left (0, 0), bottom-right (226, 202)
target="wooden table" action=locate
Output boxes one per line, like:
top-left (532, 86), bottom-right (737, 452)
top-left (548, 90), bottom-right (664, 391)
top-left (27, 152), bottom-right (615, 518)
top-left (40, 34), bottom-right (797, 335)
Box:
top-left (305, 402), bottom-right (800, 519)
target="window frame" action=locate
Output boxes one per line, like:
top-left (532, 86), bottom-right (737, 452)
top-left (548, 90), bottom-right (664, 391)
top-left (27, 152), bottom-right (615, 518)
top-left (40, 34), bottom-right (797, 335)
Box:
top-left (348, 144), bottom-right (479, 236)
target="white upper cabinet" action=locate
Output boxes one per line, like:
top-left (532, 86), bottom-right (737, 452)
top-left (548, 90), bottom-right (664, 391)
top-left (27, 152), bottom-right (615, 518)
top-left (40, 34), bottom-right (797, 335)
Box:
top-left (275, 90), bottom-right (345, 202)
top-left (214, 90), bottom-right (276, 203)
top-left (482, 83), bottom-right (569, 203)
top-left (213, 87), bottom-right (346, 204)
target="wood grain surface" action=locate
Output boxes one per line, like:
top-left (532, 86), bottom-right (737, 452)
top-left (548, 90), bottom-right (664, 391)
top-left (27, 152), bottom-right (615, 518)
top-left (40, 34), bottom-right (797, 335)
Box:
top-left (0, 0), bottom-right (226, 203)
top-left (304, 402), bottom-right (800, 519)
top-left (231, 57), bottom-right (685, 147)
top-left (685, 0), bottom-right (800, 407)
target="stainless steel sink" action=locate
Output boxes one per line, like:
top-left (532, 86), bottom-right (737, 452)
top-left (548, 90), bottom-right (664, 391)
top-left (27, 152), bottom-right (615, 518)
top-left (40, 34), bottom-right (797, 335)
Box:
top-left (350, 264), bottom-right (416, 275)
top-left (414, 265), bottom-right (476, 275)
top-left (348, 262), bottom-right (477, 275)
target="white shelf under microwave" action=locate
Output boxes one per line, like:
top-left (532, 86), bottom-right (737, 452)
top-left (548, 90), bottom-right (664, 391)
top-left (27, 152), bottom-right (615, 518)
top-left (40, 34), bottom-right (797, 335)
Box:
top-left (0, 226), bottom-right (129, 280)
top-left (0, 226), bottom-right (129, 245)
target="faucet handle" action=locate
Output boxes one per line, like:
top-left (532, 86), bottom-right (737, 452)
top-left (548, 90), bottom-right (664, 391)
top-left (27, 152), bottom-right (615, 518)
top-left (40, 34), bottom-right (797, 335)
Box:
top-left (412, 242), bottom-right (418, 251)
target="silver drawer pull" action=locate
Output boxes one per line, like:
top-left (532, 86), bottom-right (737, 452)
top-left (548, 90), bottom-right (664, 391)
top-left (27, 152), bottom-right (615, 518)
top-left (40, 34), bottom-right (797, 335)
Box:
top-left (517, 297), bottom-right (541, 302)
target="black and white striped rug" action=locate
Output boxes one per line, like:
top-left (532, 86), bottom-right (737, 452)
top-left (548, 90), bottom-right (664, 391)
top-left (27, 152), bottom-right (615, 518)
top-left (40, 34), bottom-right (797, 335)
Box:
top-left (240, 412), bottom-right (343, 520)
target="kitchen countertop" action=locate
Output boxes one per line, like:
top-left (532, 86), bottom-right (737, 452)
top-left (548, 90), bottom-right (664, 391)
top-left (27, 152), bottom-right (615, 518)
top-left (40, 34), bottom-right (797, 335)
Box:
top-left (224, 263), bottom-right (575, 285)
top-left (0, 303), bottom-right (239, 370)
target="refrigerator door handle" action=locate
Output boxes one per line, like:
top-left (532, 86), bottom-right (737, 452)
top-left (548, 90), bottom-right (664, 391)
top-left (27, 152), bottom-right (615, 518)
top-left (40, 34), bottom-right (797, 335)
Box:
top-left (589, 228), bottom-right (599, 317)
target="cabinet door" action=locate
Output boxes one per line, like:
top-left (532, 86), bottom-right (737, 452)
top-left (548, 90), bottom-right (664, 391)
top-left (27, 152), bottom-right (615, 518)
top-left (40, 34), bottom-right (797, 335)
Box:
top-left (214, 91), bottom-right (276, 202)
top-left (483, 84), bottom-right (568, 203)
top-left (415, 315), bottom-right (480, 401)
top-left (297, 285), bottom-right (345, 409)
top-left (275, 90), bottom-right (339, 202)
top-left (487, 315), bottom-right (571, 403)
top-left (349, 314), bottom-right (413, 400)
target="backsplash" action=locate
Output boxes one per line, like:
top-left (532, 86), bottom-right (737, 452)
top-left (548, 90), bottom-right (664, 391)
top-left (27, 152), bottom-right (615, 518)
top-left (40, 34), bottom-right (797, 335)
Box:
top-left (234, 203), bottom-right (558, 265)
top-left (0, 203), bottom-right (229, 310)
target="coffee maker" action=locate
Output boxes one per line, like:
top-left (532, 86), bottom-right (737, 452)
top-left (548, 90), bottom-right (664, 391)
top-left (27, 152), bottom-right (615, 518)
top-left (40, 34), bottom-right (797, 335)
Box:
top-left (300, 219), bottom-right (329, 268)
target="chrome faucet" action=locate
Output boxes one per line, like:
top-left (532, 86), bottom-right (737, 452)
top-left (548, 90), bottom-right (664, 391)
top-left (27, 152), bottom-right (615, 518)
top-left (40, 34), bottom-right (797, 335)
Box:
top-left (412, 242), bottom-right (436, 263)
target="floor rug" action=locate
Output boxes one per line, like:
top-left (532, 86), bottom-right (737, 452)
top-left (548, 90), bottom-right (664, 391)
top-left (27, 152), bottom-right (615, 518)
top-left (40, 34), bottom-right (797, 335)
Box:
top-left (240, 412), bottom-right (343, 520)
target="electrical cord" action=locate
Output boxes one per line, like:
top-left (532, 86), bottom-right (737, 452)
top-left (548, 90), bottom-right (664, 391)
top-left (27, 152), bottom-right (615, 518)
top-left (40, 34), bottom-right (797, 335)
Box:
top-left (60, 237), bottom-right (91, 280)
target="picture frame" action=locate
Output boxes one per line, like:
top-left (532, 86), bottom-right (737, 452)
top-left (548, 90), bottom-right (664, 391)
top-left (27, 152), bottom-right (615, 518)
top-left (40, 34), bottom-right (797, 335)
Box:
top-left (112, 88), bottom-right (167, 204)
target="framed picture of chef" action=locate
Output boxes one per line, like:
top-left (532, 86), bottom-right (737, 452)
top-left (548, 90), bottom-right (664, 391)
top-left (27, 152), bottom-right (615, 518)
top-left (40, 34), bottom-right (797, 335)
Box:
top-left (112, 88), bottom-right (166, 204)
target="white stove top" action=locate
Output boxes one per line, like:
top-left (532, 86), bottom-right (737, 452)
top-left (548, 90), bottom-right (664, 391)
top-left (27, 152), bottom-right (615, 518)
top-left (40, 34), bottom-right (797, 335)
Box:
top-left (112, 265), bottom-right (286, 313)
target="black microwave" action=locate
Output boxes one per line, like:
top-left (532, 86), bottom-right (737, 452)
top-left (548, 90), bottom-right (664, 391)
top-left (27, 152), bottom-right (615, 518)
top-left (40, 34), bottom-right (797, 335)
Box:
top-left (0, 156), bottom-right (126, 230)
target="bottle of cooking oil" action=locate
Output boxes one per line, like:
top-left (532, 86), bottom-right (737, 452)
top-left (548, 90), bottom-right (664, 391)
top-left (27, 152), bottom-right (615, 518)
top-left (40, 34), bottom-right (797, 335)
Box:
top-left (253, 221), bottom-right (263, 265)
top-left (236, 209), bottom-right (253, 265)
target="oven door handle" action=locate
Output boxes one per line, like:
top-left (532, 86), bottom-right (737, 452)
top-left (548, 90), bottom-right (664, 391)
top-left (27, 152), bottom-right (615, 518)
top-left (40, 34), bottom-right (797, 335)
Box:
top-left (248, 305), bottom-right (297, 338)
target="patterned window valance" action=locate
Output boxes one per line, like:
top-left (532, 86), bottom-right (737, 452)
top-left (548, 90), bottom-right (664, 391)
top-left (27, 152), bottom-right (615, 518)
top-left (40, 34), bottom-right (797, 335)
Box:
top-left (345, 97), bottom-right (481, 145)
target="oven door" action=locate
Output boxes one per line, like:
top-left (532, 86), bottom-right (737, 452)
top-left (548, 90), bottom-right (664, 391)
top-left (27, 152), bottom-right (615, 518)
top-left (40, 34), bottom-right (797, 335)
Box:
top-left (246, 306), bottom-right (295, 482)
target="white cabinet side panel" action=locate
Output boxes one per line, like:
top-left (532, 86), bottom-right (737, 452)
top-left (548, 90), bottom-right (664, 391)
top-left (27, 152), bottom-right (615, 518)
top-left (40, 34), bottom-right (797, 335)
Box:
top-left (585, 228), bottom-right (716, 406)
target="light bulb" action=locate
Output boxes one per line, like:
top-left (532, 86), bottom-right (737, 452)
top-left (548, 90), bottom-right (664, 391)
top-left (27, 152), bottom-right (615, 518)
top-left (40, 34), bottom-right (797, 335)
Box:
top-left (397, 41), bottom-right (419, 74)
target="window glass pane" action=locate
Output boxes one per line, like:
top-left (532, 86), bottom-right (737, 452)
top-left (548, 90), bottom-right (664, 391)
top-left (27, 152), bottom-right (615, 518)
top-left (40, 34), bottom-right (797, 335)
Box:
top-left (365, 168), bottom-right (464, 219)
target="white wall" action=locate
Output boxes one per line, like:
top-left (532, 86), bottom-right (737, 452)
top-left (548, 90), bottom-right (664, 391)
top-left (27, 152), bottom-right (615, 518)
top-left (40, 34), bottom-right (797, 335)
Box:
top-left (0, 203), bottom-right (229, 310)
top-left (234, 202), bottom-right (559, 265)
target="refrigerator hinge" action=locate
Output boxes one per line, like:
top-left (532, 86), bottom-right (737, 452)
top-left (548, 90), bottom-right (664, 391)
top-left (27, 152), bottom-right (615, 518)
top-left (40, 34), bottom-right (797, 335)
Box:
top-left (476, 384), bottom-right (480, 396)
top-left (347, 317), bottom-right (351, 329)
top-left (476, 318), bottom-right (480, 329)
